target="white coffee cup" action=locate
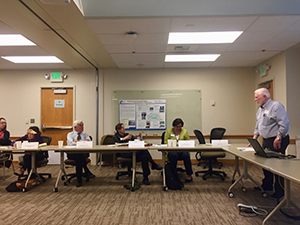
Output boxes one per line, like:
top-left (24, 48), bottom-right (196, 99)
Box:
top-left (15, 141), bottom-right (22, 149)
top-left (167, 139), bottom-right (176, 147)
top-left (58, 140), bottom-right (64, 148)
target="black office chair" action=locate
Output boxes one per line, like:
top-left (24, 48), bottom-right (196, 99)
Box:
top-left (62, 136), bottom-right (93, 185)
top-left (18, 135), bottom-right (52, 181)
top-left (115, 134), bottom-right (143, 180)
top-left (194, 128), bottom-right (227, 181)
top-left (161, 131), bottom-right (185, 173)
top-left (209, 127), bottom-right (226, 169)
top-left (194, 129), bottom-right (207, 167)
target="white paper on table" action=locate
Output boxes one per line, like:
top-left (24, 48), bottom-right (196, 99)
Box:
top-left (211, 139), bottom-right (229, 146)
top-left (76, 141), bottom-right (93, 148)
top-left (128, 140), bottom-right (145, 148)
top-left (21, 142), bottom-right (39, 149)
top-left (237, 147), bottom-right (254, 152)
top-left (178, 140), bottom-right (195, 147)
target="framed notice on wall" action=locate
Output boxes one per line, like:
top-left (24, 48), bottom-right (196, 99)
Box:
top-left (119, 100), bottom-right (166, 130)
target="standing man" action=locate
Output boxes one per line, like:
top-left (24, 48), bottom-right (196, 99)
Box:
top-left (114, 123), bottom-right (162, 185)
top-left (67, 120), bottom-right (95, 187)
top-left (250, 88), bottom-right (290, 199)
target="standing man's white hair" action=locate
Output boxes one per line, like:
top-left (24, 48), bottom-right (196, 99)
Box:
top-left (255, 88), bottom-right (270, 99)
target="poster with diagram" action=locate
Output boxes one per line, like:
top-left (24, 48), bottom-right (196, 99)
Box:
top-left (119, 100), bottom-right (166, 130)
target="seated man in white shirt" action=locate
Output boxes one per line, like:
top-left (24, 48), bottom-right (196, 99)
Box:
top-left (67, 120), bottom-right (95, 187)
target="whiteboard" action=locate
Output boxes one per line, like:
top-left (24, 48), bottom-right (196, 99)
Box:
top-left (113, 90), bottom-right (202, 135)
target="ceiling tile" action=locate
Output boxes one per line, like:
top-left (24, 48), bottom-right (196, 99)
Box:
top-left (87, 18), bottom-right (171, 34)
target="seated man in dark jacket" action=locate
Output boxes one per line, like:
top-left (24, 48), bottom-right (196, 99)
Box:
top-left (113, 123), bottom-right (162, 185)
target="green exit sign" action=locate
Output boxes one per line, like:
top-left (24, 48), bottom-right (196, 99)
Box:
top-left (50, 72), bottom-right (63, 82)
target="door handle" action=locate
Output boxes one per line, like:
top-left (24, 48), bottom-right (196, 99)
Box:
top-left (42, 124), bottom-right (72, 131)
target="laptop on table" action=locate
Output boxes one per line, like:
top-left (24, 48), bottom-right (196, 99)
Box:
top-left (247, 138), bottom-right (282, 158)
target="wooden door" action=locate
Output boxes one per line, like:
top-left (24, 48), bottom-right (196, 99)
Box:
top-left (41, 88), bottom-right (73, 145)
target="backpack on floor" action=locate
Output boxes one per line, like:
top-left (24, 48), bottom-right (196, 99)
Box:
top-left (165, 163), bottom-right (184, 190)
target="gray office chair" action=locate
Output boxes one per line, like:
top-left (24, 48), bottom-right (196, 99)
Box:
top-left (0, 139), bottom-right (14, 180)
top-left (0, 153), bottom-right (14, 180)
top-left (98, 134), bottom-right (116, 167)
top-left (194, 128), bottom-right (227, 181)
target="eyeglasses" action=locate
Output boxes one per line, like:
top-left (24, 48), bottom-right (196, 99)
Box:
top-left (0, 122), bottom-right (6, 124)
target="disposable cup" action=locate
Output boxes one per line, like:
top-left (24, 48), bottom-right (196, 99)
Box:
top-left (58, 140), bottom-right (64, 148)
top-left (168, 139), bottom-right (176, 147)
top-left (16, 141), bottom-right (22, 149)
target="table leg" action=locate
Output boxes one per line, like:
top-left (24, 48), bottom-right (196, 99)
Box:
top-left (231, 156), bottom-right (243, 186)
top-left (24, 152), bottom-right (36, 189)
top-left (262, 179), bottom-right (300, 225)
top-left (162, 151), bottom-right (167, 190)
top-left (228, 160), bottom-right (262, 197)
top-left (54, 151), bottom-right (67, 191)
top-left (131, 151), bottom-right (136, 191)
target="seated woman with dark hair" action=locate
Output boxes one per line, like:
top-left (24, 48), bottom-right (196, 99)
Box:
top-left (164, 118), bottom-right (193, 182)
top-left (0, 117), bottom-right (10, 145)
top-left (12, 126), bottom-right (45, 176)
top-left (0, 117), bottom-right (12, 168)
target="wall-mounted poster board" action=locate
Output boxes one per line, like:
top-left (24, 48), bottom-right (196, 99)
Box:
top-left (113, 90), bottom-right (202, 134)
top-left (119, 100), bottom-right (166, 130)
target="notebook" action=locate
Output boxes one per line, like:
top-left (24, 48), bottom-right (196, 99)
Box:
top-left (247, 138), bottom-right (282, 158)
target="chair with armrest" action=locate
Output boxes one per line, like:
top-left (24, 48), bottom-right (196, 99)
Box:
top-left (194, 129), bottom-right (207, 167)
top-left (161, 131), bottom-right (186, 173)
top-left (18, 135), bottom-right (52, 181)
top-left (97, 134), bottom-right (116, 167)
top-left (0, 139), bottom-right (14, 180)
top-left (115, 133), bottom-right (143, 180)
top-left (62, 136), bottom-right (92, 185)
top-left (194, 128), bottom-right (227, 181)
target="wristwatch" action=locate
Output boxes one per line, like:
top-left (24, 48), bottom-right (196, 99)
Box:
top-left (120, 138), bottom-right (124, 141)
top-left (276, 137), bottom-right (281, 141)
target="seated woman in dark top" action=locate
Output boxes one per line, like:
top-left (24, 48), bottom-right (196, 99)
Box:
top-left (114, 123), bottom-right (162, 185)
top-left (12, 126), bottom-right (45, 176)
top-left (0, 117), bottom-right (12, 168)
top-left (0, 117), bottom-right (11, 145)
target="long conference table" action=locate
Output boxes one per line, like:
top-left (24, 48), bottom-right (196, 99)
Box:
top-left (152, 144), bottom-right (300, 225)
top-left (2, 144), bottom-right (300, 224)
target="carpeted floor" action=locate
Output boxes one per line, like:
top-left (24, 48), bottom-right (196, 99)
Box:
top-left (0, 163), bottom-right (299, 225)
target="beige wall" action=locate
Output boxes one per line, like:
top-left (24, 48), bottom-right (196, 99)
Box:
top-left (102, 68), bottom-right (256, 136)
top-left (0, 69), bottom-right (97, 138)
top-left (285, 46), bottom-right (300, 139)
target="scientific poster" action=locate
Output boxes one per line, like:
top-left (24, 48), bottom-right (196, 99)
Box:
top-left (119, 100), bottom-right (166, 130)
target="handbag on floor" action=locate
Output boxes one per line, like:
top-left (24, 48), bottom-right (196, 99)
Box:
top-left (5, 178), bottom-right (36, 192)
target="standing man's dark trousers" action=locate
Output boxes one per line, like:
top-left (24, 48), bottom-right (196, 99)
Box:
top-left (262, 135), bottom-right (290, 197)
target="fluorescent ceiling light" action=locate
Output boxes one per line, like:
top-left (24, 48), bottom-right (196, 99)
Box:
top-left (165, 54), bottom-right (220, 62)
top-left (168, 31), bottom-right (243, 44)
top-left (1, 56), bottom-right (63, 63)
top-left (0, 34), bottom-right (36, 46)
